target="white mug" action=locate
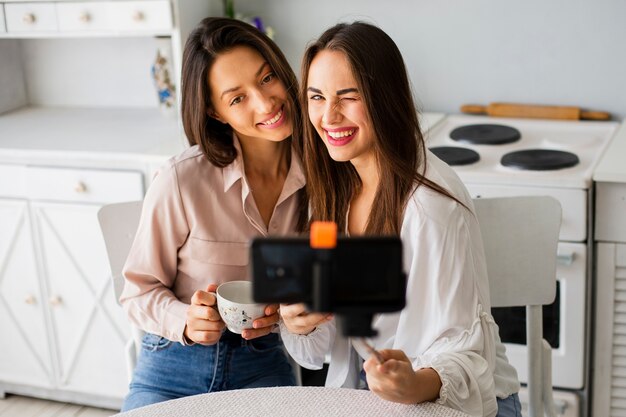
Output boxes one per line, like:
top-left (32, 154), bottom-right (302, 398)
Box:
top-left (216, 280), bottom-right (266, 334)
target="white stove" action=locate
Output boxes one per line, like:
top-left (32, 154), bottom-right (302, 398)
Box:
top-left (426, 114), bottom-right (618, 190)
top-left (425, 114), bottom-right (620, 417)
top-left (426, 115), bottom-right (619, 242)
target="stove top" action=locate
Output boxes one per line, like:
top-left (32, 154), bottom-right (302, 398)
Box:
top-left (430, 146), bottom-right (480, 166)
top-left (425, 115), bottom-right (619, 189)
top-left (450, 124), bottom-right (521, 145)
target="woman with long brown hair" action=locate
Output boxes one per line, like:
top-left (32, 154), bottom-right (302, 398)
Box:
top-left (119, 17), bottom-right (306, 411)
top-left (280, 22), bottom-right (521, 417)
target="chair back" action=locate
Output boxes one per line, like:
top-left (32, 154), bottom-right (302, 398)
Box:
top-left (474, 196), bottom-right (561, 417)
top-left (474, 196), bottom-right (561, 308)
top-left (97, 201), bottom-right (143, 304)
top-left (98, 200), bottom-right (144, 381)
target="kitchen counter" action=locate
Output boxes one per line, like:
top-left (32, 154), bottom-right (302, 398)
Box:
top-left (0, 106), bottom-right (186, 164)
top-left (420, 112), bottom-right (446, 136)
top-left (0, 107), bottom-right (446, 168)
top-left (594, 119), bottom-right (626, 183)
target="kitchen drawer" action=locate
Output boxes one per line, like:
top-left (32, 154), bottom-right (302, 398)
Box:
top-left (5, 2), bottom-right (58, 33)
top-left (596, 182), bottom-right (626, 242)
top-left (0, 5), bottom-right (6, 33)
top-left (26, 166), bottom-right (144, 204)
top-left (0, 164), bottom-right (27, 198)
top-left (57, 2), bottom-right (110, 32)
top-left (109, 0), bottom-right (172, 32)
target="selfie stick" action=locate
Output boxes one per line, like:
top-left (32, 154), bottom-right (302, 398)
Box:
top-left (309, 221), bottom-right (378, 337)
top-left (310, 221), bottom-right (336, 312)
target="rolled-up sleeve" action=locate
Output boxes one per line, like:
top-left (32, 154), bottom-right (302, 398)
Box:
top-left (120, 163), bottom-right (190, 344)
top-left (384, 198), bottom-right (498, 417)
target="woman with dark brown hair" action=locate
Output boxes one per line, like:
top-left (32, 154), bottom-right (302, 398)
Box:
top-left (279, 22), bottom-right (521, 417)
top-left (119, 17), bottom-right (305, 411)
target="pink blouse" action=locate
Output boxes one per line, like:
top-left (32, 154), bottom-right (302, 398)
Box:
top-left (120, 139), bottom-right (305, 343)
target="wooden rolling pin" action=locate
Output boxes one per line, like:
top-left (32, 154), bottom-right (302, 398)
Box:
top-left (461, 102), bottom-right (611, 121)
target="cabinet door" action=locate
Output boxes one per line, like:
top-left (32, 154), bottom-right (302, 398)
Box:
top-left (32, 202), bottom-right (130, 399)
top-left (0, 199), bottom-right (54, 388)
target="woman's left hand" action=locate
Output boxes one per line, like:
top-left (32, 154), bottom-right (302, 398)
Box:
top-left (241, 304), bottom-right (279, 340)
top-left (364, 349), bottom-right (441, 404)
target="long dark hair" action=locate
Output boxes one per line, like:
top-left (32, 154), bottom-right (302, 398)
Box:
top-left (301, 22), bottom-right (461, 235)
top-left (181, 17), bottom-right (307, 231)
top-left (181, 17), bottom-right (302, 167)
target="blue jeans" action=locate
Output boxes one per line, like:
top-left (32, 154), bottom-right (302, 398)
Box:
top-left (121, 330), bottom-right (296, 411)
top-left (497, 393), bottom-right (522, 417)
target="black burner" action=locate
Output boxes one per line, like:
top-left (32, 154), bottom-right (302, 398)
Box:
top-left (430, 146), bottom-right (480, 166)
top-left (450, 124), bottom-right (521, 145)
top-left (501, 149), bottom-right (580, 171)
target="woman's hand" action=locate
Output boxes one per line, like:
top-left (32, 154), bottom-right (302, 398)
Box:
top-left (279, 303), bottom-right (333, 335)
top-left (184, 284), bottom-right (225, 345)
top-left (363, 349), bottom-right (441, 404)
top-left (241, 304), bottom-right (280, 340)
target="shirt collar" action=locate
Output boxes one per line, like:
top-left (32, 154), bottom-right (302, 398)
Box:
top-left (222, 134), bottom-right (306, 198)
top-left (222, 133), bottom-right (245, 193)
top-left (279, 144), bottom-right (306, 202)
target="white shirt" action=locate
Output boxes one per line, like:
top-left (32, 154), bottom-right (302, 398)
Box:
top-left (280, 151), bottom-right (520, 417)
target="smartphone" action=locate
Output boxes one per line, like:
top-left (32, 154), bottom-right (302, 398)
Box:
top-left (250, 236), bottom-right (406, 316)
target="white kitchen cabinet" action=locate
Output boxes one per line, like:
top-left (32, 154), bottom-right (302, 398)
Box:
top-left (592, 122), bottom-right (626, 417)
top-left (594, 243), bottom-right (626, 417)
top-left (57, 0), bottom-right (173, 33)
top-left (56, 2), bottom-right (110, 32)
top-left (0, 198), bottom-right (54, 392)
top-left (5, 2), bottom-right (58, 32)
top-left (33, 202), bottom-right (130, 399)
top-left (0, 164), bottom-right (144, 408)
top-left (3, 0), bottom-right (173, 35)
top-left (0, 0), bottom-right (215, 408)
top-left (0, 0), bottom-right (217, 108)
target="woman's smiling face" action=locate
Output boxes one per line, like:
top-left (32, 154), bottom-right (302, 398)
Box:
top-left (209, 45), bottom-right (292, 144)
top-left (306, 49), bottom-right (376, 166)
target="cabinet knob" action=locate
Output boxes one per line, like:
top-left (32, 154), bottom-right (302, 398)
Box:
top-left (24, 294), bottom-right (37, 305)
top-left (78, 12), bottom-right (91, 23)
top-left (49, 295), bottom-right (63, 306)
top-left (73, 181), bottom-right (88, 193)
top-left (132, 11), bottom-right (145, 22)
top-left (22, 13), bottom-right (36, 24)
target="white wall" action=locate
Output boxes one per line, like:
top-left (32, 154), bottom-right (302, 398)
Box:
top-left (20, 38), bottom-right (161, 108)
top-left (0, 40), bottom-right (27, 114)
top-left (236, 0), bottom-right (626, 119)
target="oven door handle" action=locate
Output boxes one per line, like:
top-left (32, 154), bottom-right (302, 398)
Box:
top-left (556, 251), bottom-right (575, 266)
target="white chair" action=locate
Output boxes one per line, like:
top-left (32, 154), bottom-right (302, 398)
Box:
top-left (474, 196), bottom-right (560, 417)
top-left (97, 200), bottom-right (303, 386)
top-left (97, 200), bottom-right (144, 382)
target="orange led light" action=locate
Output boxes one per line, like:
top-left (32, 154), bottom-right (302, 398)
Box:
top-left (310, 221), bottom-right (337, 249)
